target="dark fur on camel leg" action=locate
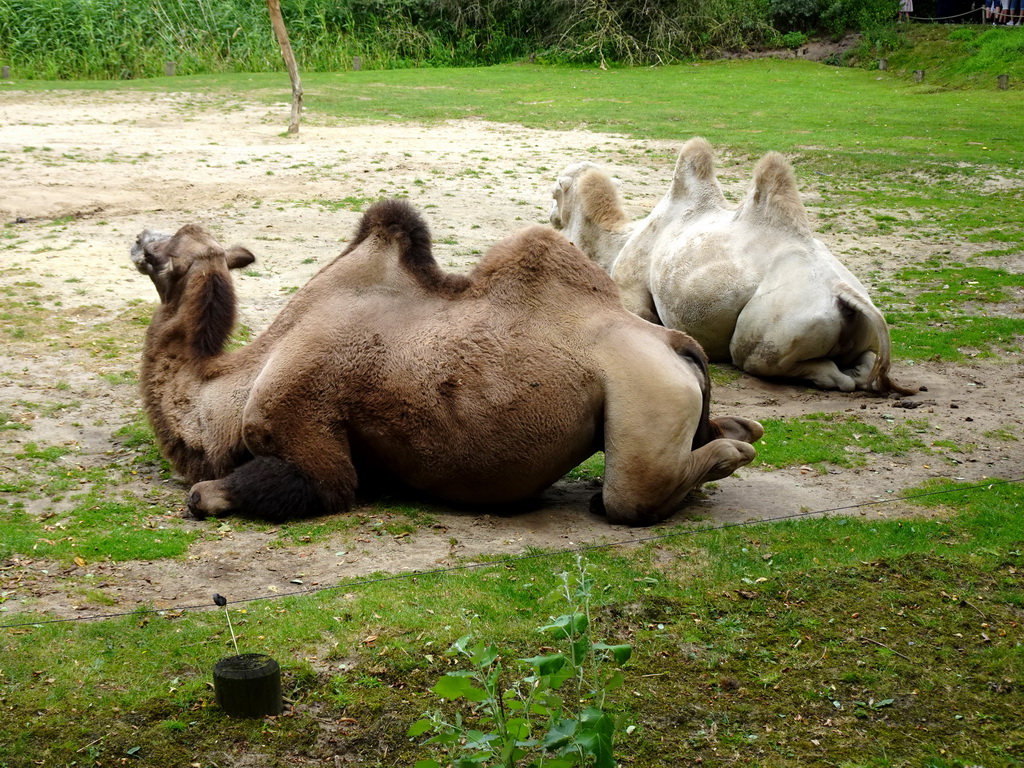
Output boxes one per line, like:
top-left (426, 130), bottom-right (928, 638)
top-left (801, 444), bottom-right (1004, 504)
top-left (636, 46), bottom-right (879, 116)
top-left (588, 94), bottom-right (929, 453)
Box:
top-left (219, 456), bottom-right (332, 521)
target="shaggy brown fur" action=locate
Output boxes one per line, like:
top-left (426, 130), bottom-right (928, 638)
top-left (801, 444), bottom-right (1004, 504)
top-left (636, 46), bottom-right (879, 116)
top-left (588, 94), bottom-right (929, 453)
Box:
top-left (132, 200), bottom-right (762, 525)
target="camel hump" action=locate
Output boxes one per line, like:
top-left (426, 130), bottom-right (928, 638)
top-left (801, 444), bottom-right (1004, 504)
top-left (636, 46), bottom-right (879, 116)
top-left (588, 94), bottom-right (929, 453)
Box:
top-left (347, 199), bottom-right (470, 296)
top-left (667, 136), bottom-right (727, 207)
top-left (577, 167), bottom-right (630, 230)
top-left (734, 152), bottom-right (812, 235)
top-left (470, 225), bottom-right (619, 301)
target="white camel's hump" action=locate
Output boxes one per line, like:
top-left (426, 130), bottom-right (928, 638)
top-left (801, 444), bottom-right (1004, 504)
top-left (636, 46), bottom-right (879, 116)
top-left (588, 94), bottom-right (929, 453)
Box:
top-left (733, 151), bottom-right (812, 236)
top-left (667, 136), bottom-right (728, 210)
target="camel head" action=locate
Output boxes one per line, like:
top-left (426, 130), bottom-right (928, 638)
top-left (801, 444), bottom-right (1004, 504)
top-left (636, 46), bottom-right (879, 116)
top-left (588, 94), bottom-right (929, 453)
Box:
top-left (132, 224), bottom-right (255, 304)
top-left (550, 161), bottom-right (630, 234)
top-left (549, 162), bottom-right (633, 273)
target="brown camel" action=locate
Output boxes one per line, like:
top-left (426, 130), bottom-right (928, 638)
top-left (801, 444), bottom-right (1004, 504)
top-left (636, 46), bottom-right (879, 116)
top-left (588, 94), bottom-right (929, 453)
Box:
top-left (131, 200), bottom-right (762, 526)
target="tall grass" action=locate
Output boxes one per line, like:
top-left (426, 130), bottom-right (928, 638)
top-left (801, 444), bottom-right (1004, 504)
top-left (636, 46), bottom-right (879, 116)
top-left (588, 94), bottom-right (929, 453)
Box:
top-left (0, 0), bottom-right (892, 80)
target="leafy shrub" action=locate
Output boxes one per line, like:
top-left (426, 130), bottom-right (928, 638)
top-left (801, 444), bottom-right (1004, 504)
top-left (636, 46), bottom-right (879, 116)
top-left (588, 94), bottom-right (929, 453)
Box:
top-left (780, 30), bottom-right (809, 48)
top-left (771, 0), bottom-right (821, 31)
top-left (772, 0), bottom-right (900, 34)
top-left (0, 0), bottom-right (891, 78)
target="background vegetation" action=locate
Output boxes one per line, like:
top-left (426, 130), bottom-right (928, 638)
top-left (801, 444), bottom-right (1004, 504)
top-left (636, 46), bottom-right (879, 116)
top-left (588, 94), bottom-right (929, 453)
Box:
top-left (0, 0), bottom-right (903, 79)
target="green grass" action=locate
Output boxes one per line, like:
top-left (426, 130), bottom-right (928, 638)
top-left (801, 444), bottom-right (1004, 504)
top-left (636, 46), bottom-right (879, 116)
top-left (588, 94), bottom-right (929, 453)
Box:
top-left (0, 493), bottom-right (193, 564)
top-left (753, 413), bottom-right (934, 471)
top-left (880, 258), bottom-right (1024, 360)
top-left (2, 480), bottom-right (1021, 766)
top-left (883, 24), bottom-right (1024, 87)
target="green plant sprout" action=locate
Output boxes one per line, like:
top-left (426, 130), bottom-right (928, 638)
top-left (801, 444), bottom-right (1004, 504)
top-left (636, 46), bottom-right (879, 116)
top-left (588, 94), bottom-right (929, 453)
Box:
top-left (410, 557), bottom-right (632, 768)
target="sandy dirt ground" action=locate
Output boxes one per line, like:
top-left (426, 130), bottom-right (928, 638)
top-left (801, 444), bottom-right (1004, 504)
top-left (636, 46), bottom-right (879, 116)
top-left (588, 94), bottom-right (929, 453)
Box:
top-left (1, 90), bottom-right (1021, 620)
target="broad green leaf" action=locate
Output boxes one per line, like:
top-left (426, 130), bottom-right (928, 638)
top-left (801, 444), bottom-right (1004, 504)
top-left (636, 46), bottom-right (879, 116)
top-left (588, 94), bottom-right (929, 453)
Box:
top-left (592, 642), bottom-right (632, 665)
top-left (540, 759), bottom-right (577, 768)
top-left (464, 729), bottom-right (499, 750)
top-left (414, 760), bottom-right (442, 768)
top-left (505, 717), bottom-right (531, 740)
top-left (521, 652), bottom-right (567, 676)
top-left (472, 643), bottom-right (499, 668)
top-left (570, 612), bottom-right (589, 634)
top-left (432, 673), bottom-right (478, 699)
top-left (541, 717), bottom-right (578, 750)
top-left (407, 719), bottom-right (433, 737)
top-left (538, 614), bottom-right (573, 638)
top-left (570, 637), bottom-right (589, 665)
top-left (603, 669), bottom-right (624, 692)
top-left (576, 708), bottom-right (616, 768)
top-left (423, 732), bottom-right (461, 747)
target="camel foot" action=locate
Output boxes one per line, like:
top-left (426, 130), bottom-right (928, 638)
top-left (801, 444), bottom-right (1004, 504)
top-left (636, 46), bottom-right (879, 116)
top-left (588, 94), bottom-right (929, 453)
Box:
top-left (186, 480), bottom-right (234, 519)
top-left (700, 440), bottom-right (757, 483)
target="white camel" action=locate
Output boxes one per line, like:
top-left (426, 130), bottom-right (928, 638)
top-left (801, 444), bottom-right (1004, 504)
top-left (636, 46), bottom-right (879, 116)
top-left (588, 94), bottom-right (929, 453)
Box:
top-left (550, 137), bottom-right (914, 395)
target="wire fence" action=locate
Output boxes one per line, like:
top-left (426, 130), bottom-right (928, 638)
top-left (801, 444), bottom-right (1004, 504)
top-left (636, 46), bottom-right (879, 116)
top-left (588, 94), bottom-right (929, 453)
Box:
top-left (2, 474), bottom-right (1019, 632)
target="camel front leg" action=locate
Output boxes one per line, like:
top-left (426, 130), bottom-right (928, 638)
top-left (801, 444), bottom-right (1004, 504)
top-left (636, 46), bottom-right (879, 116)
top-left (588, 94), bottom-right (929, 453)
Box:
top-left (187, 455), bottom-right (340, 522)
top-left (187, 416), bottom-right (359, 521)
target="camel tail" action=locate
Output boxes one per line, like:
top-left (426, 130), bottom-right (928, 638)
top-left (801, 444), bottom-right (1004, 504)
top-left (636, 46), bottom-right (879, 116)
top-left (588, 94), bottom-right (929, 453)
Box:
top-left (349, 198), bottom-right (470, 295)
top-left (839, 285), bottom-right (917, 397)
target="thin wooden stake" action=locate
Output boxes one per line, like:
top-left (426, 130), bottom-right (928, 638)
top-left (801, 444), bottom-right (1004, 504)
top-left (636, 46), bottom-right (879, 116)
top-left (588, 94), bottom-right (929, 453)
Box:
top-left (267, 0), bottom-right (303, 134)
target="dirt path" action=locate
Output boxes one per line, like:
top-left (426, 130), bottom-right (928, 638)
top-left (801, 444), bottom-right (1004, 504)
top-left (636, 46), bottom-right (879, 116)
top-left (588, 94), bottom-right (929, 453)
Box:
top-left (1, 90), bottom-right (1021, 620)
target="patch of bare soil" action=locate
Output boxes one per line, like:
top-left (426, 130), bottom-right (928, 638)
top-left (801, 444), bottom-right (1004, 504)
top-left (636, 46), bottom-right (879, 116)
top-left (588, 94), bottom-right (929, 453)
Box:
top-left (720, 33), bottom-right (863, 63)
top-left (1, 90), bottom-right (1021, 621)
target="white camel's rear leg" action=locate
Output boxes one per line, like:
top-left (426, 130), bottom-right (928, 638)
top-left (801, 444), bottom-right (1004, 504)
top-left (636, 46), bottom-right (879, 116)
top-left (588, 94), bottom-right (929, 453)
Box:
top-left (598, 438), bottom-right (756, 526)
top-left (841, 350), bottom-right (878, 390)
top-left (751, 356), bottom-right (858, 391)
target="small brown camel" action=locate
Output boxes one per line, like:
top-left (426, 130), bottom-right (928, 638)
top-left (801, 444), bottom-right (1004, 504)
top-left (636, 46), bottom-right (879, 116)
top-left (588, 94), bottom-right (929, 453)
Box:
top-left (131, 200), bottom-right (762, 526)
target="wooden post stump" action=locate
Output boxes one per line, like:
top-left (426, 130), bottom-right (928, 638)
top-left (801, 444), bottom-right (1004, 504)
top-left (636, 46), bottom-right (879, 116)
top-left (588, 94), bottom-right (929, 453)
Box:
top-left (213, 654), bottom-right (283, 718)
top-left (914, 70), bottom-right (924, 83)
top-left (998, 74), bottom-right (1009, 91)
top-left (1, 66), bottom-right (10, 79)
top-left (353, 56), bottom-right (362, 71)
top-left (878, 58), bottom-right (887, 71)
top-left (164, 61), bottom-right (176, 77)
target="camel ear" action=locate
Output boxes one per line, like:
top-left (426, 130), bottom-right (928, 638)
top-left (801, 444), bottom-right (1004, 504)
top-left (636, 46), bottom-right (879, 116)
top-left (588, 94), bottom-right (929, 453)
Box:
top-left (226, 246), bottom-right (256, 270)
top-left (558, 175), bottom-right (573, 192)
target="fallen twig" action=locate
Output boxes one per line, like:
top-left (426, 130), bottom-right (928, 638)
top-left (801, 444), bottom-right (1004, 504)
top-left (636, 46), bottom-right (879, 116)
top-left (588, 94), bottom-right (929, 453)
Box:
top-left (858, 636), bottom-right (911, 662)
